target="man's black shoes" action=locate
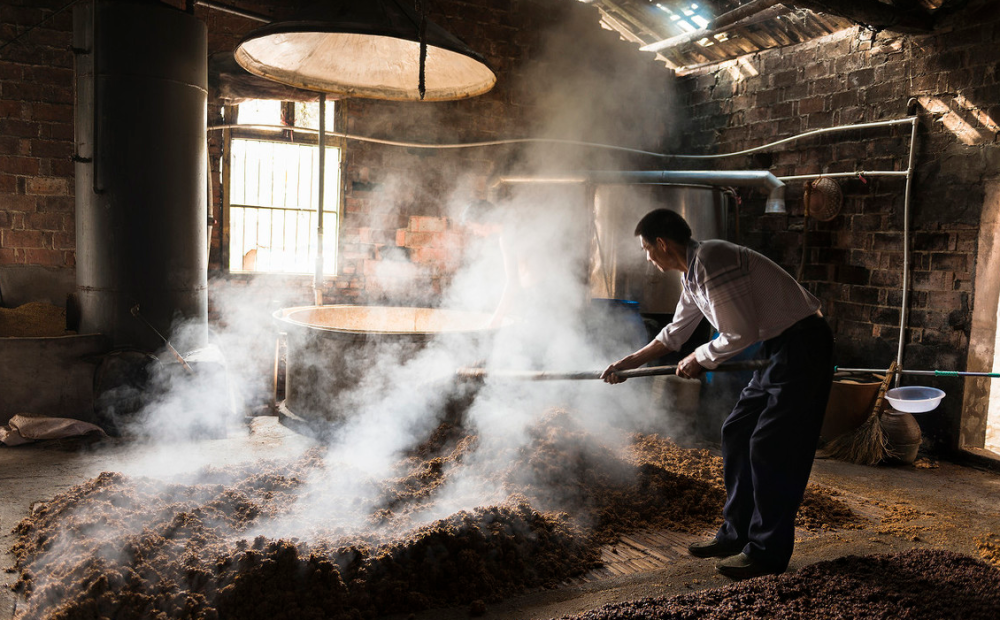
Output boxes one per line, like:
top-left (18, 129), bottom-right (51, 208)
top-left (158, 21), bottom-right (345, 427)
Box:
top-left (689, 539), bottom-right (787, 579)
top-left (687, 538), bottom-right (745, 558)
top-left (715, 552), bottom-right (784, 580)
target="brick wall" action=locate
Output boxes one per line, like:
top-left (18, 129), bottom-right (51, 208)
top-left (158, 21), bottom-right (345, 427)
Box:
top-left (675, 2), bottom-right (1000, 450)
top-left (0, 0), bottom-right (75, 269)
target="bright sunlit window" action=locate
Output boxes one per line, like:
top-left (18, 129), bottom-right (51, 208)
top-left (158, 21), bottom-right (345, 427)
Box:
top-left (227, 99), bottom-right (340, 274)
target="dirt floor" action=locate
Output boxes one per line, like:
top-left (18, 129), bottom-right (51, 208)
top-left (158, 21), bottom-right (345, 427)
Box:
top-left (2, 415), bottom-right (999, 620)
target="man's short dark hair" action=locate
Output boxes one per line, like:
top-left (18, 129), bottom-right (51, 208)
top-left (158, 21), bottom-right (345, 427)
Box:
top-left (634, 208), bottom-right (692, 245)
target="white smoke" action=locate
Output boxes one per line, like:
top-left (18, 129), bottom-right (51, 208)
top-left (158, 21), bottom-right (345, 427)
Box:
top-left (68, 0), bottom-right (684, 550)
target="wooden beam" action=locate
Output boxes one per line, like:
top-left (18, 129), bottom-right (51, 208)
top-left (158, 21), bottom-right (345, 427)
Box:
top-left (784, 0), bottom-right (935, 32)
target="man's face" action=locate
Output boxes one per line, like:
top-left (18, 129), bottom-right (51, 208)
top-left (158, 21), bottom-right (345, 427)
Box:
top-left (639, 235), bottom-right (670, 272)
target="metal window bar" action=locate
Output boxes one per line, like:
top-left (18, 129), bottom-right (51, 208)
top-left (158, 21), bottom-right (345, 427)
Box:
top-left (229, 138), bottom-right (340, 274)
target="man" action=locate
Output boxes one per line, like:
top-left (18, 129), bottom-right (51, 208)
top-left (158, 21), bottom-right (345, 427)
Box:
top-left (601, 208), bottom-right (833, 580)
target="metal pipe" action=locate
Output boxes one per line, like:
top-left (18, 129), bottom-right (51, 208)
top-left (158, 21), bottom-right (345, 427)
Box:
top-left (194, 0), bottom-right (270, 23)
top-left (777, 170), bottom-right (907, 182)
top-left (205, 119), bottom-right (917, 166)
top-left (206, 124), bottom-right (676, 158)
top-left (836, 367), bottom-right (1000, 379)
top-left (92, 0), bottom-right (102, 195)
top-left (314, 92), bottom-right (326, 306)
top-left (492, 170), bottom-right (787, 214)
top-left (896, 115), bottom-right (919, 386)
top-left (670, 118), bottom-right (917, 160)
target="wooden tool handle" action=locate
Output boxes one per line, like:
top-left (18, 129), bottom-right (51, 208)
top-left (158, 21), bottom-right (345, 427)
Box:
top-left (455, 359), bottom-right (770, 382)
top-left (872, 360), bottom-right (898, 417)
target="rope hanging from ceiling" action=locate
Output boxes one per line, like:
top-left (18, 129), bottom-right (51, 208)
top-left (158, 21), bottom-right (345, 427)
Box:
top-left (415, 0), bottom-right (428, 100)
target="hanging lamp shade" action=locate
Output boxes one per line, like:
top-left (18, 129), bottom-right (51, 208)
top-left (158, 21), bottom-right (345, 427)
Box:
top-left (233, 0), bottom-right (496, 101)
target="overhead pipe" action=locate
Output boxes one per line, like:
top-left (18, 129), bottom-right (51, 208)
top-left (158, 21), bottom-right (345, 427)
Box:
top-left (194, 0), bottom-right (270, 23)
top-left (492, 170), bottom-right (786, 214)
top-left (668, 118), bottom-right (917, 160)
top-left (897, 114), bottom-right (918, 386)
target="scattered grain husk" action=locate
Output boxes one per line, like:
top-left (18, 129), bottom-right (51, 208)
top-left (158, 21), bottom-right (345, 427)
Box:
top-left (0, 302), bottom-right (68, 337)
top-left (10, 411), bottom-right (862, 620)
top-left (870, 500), bottom-right (944, 541)
top-left (552, 549), bottom-right (1000, 620)
top-left (976, 533), bottom-right (1000, 567)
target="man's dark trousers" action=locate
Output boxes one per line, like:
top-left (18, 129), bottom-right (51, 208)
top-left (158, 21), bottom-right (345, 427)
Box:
top-left (715, 314), bottom-right (834, 571)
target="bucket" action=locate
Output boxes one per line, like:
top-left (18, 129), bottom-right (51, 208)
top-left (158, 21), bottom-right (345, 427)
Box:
top-left (820, 378), bottom-right (882, 442)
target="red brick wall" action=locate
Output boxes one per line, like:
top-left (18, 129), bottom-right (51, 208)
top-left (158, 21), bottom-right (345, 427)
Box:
top-left (675, 2), bottom-right (1000, 450)
top-left (0, 0), bottom-right (75, 269)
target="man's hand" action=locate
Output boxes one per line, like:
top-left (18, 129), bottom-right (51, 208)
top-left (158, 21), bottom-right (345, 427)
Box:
top-left (677, 352), bottom-right (704, 379)
top-left (602, 340), bottom-right (671, 385)
top-left (602, 359), bottom-right (637, 384)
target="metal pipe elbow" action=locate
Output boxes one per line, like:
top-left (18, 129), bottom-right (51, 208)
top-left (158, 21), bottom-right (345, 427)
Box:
top-left (765, 183), bottom-right (786, 214)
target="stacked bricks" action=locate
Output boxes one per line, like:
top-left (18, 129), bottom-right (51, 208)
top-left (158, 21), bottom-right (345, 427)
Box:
top-left (675, 4), bottom-right (1000, 449)
top-left (0, 0), bottom-right (75, 269)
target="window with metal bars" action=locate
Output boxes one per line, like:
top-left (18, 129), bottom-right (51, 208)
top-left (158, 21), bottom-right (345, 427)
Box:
top-left (225, 100), bottom-right (341, 274)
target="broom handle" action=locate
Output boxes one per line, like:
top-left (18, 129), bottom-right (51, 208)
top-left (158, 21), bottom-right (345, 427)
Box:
top-left (871, 361), bottom-right (898, 418)
top-left (456, 360), bottom-right (770, 381)
top-left (835, 367), bottom-right (1000, 379)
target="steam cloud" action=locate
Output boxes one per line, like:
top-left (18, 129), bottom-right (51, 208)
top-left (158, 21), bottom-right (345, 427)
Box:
top-left (23, 1), bottom-right (690, 604)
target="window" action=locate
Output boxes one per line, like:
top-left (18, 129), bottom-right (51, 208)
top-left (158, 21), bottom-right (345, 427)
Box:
top-left (225, 99), bottom-right (340, 274)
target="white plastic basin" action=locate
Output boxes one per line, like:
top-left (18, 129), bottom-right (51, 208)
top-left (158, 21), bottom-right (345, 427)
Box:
top-left (885, 386), bottom-right (945, 413)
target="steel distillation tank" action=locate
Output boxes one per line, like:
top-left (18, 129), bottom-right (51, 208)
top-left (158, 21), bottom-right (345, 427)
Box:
top-left (74, 0), bottom-right (208, 352)
top-left (590, 184), bottom-right (728, 314)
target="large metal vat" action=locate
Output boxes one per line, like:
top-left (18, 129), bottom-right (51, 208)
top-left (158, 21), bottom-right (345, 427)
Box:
top-left (74, 0), bottom-right (208, 351)
top-left (275, 305), bottom-right (498, 427)
top-left (590, 184), bottom-right (728, 314)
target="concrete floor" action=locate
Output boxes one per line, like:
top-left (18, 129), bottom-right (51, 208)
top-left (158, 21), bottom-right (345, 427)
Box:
top-left (2, 416), bottom-right (1000, 620)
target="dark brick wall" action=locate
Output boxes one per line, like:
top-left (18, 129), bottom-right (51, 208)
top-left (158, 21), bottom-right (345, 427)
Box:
top-left (675, 2), bottom-right (1000, 450)
top-left (0, 0), bottom-right (75, 269)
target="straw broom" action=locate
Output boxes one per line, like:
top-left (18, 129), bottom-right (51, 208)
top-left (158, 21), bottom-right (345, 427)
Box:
top-left (823, 361), bottom-right (898, 466)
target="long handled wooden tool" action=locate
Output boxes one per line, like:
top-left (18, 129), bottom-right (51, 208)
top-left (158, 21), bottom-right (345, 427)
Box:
top-left (130, 304), bottom-right (194, 374)
top-left (455, 359), bottom-right (771, 381)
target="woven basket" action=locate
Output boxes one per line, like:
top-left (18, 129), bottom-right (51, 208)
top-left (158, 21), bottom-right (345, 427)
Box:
top-left (805, 177), bottom-right (843, 221)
